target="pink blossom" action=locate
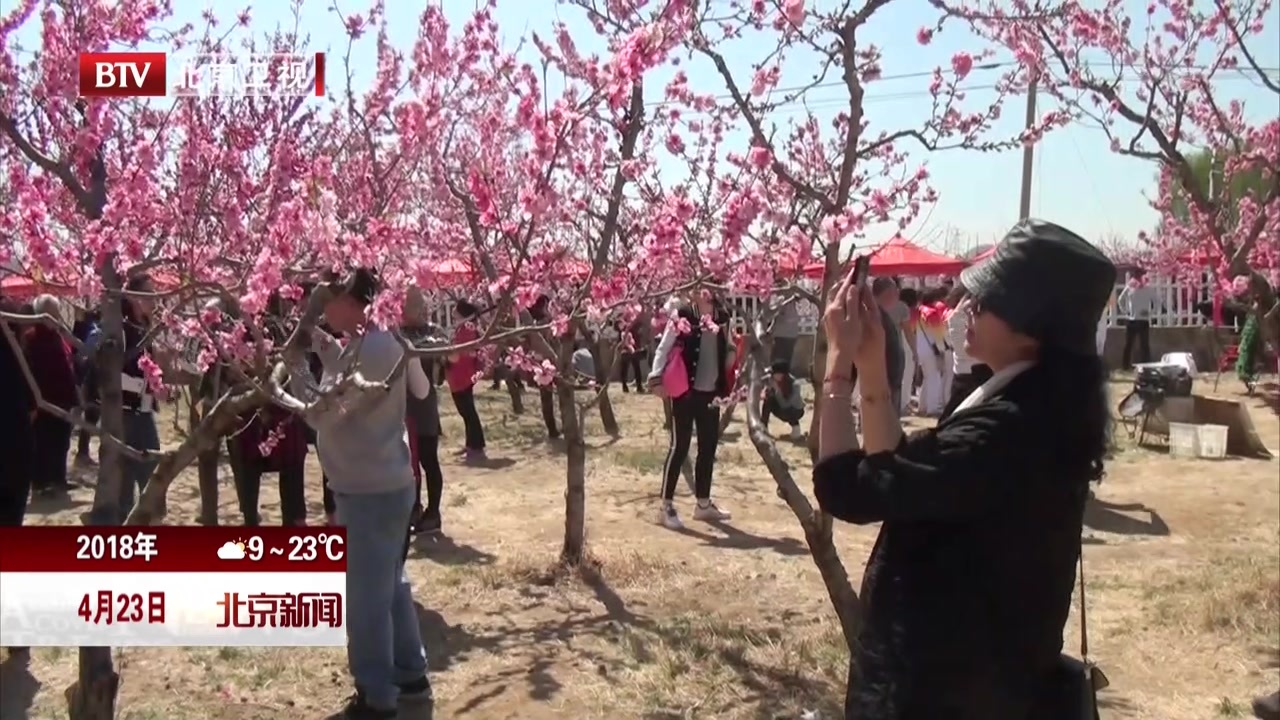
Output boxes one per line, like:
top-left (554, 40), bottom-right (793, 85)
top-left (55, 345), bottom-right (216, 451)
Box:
top-left (138, 354), bottom-right (168, 397)
top-left (781, 0), bottom-right (805, 27)
top-left (951, 52), bottom-right (974, 80)
top-left (917, 27), bottom-right (934, 45)
top-left (532, 360), bottom-right (557, 387)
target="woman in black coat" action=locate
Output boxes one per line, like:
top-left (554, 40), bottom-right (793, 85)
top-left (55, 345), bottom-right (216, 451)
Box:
top-left (0, 298), bottom-right (36, 526)
top-left (814, 219), bottom-right (1115, 720)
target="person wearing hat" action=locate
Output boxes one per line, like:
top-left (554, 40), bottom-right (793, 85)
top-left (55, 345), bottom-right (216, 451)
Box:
top-left (298, 268), bottom-right (432, 719)
top-left (812, 219), bottom-right (1115, 719)
top-left (760, 360), bottom-right (806, 441)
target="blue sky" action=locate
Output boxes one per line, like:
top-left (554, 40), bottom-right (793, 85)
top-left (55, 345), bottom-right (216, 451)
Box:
top-left (11, 0), bottom-right (1279, 255)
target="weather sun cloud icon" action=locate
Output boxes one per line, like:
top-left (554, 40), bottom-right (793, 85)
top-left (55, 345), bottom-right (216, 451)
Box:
top-left (217, 540), bottom-right (247, 560)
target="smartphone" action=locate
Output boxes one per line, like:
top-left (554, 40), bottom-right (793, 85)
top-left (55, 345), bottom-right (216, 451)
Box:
top-left (851, 254), bottom-right (871, 287)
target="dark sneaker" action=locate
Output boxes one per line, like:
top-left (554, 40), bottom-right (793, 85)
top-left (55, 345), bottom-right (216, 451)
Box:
top-left (341, 691), bottom-right (397, 719)
top-left (1254, 691), bottom-right (1280, 720)
top-left (398, 676), bottom-right (434, 706)
top-left (415, 511), bottom-right (442, 536)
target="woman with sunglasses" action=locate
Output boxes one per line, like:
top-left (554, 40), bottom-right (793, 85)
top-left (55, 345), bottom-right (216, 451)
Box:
top-left (814, 219), bottom-right (1115, 720)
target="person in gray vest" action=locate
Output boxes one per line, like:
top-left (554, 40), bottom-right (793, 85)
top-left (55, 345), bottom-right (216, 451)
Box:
top-left (769, 289), bottom-right (801, 367)
top-left (299, 268), bottom-right (431, 719)
top-left (1117, 268), bottom-right (1156, 367)
top-left (403, 290), bottom-right (446, 536)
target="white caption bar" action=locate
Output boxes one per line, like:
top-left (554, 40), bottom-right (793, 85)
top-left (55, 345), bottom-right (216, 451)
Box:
top-left (0, 572), bottom-right (345, 647)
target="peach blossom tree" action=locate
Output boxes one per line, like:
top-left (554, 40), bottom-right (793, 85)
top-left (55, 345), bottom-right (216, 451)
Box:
top-left (618, 0), bottom-right (1041, 649)
top-left (937, 0), bottom-right (1280, 339)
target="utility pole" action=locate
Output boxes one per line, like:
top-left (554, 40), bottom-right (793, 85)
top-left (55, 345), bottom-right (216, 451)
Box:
top-left (1018, 76), bottom-right (1038, 220)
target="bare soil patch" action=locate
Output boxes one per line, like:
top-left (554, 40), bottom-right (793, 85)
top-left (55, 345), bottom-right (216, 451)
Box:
top-left (5, 374), bottom-right (1277, 719)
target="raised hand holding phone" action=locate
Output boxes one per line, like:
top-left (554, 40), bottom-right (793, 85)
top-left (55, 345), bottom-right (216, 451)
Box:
top-left (822, 256), bottom-right (884, 374)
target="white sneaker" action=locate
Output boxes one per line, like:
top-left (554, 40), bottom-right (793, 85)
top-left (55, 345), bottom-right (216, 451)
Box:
top-left (659, 504), bottom-right (684, 530)
top-left (789, 425), bottom-right (804, 441)
top-left (693, 501), bottom-right (731, 522)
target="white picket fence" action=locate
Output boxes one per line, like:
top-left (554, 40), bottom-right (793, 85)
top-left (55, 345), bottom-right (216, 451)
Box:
top-left (726, 274), bottom-right (1222, 335)
top-left (417, 274), bottom-right (1221, 336)
top-left (1097, 276), bottom-right (1218, 329)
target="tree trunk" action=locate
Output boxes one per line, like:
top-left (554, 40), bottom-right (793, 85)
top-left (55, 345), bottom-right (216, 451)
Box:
top-left (750, 264), bottom-right (862, 649)
top-left (558, 340), bottom-right (587, 565)
top-left (805, 324), bottom-right (828, 462)
top-left (587, 338), bottom-right (620, 436)
top-left (196, 446), bottom-right (220, 526)
top-left (505, 375), bottom-right (525, 415)
top-left (743, 345), bottom-right (861, 649)
top-left (125, 390), bottom-right (265, 525)
top-left (73, 258), bottom-right (123, 720)
top-left (718, 401), bottom-right (737, 435)
top-left (717, 363), bottom-right (750, 435)
top-left (1247, 272), bottom-right (1280, 368)
top-left (66, 647), bottom-right (118, 720)
top-left (194, 396), bottom-right (220, 526)
top-left (87, 269), bottom-right (125, 524)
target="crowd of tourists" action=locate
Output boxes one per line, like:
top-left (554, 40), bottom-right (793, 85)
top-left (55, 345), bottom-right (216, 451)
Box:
top-left (2, 219), bottom-right (1277, 720)
top-left (0, 269), bottom-right (1000, 534)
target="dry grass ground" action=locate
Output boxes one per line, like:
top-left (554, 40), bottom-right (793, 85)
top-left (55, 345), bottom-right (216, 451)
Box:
top-left (2, 373), bottom-right (1277, 720)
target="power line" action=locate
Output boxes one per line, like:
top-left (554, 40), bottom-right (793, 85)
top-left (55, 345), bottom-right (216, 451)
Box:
top-left (667, 73), bottom-right (1266, 119)
top-left (645, 59), bottom-right (1279, 108)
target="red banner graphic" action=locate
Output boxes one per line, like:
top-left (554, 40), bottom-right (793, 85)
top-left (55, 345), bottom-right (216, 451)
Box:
top-left (0, 527), bottom-right (347, 572)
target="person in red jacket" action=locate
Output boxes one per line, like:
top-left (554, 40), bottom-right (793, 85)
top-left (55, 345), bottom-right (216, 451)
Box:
top-left (24, 295), bottom-right (79, 496)
top-left (726, 325), bottom-right (747, 390)
top-left (446, 300), bottom-right (487, 462)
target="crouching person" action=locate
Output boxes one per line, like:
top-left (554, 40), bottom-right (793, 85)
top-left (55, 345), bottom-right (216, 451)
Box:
top-left (760, 361), bottom-right (805, 441)
top-left (298, 268), bottom-right (431, 719)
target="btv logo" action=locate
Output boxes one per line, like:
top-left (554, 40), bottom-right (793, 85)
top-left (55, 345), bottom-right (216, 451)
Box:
top-left (79, 52), bottom-right (167, 97)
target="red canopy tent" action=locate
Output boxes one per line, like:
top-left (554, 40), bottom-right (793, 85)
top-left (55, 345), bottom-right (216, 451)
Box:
top-left (1, 271), bottom-right (181, 301)
top-left (420, 254), bottom-right (594, 290)
top-left (802, 236), bottom-right (968, 279)
top-left (2, 271), bottom-right (94, 301)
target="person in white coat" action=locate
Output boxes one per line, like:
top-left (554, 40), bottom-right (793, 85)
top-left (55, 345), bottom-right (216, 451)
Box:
top-left (914, 288), bottom-right (949, 416)
top-left (1096, 287), bottom-right (1115, 357)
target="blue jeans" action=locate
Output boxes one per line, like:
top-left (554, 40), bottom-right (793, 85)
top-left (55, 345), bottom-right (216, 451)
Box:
top-left (333, 484), bottom-right (427, 709)
top-left (119, 411), bottom-right (159, 522)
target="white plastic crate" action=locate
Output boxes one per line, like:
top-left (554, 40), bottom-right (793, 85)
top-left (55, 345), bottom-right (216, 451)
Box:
top-left (1168, 422), bottom-right (1201, 458)
top-left (1196, 424), bottom-right (1229, 459)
